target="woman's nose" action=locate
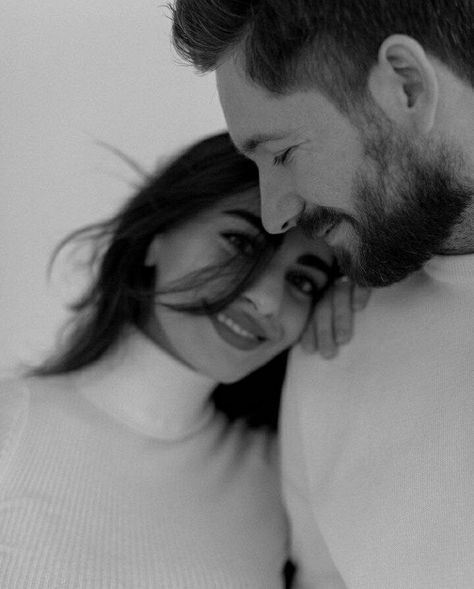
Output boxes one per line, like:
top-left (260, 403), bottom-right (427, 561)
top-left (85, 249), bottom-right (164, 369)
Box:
top-left (242, 265), bottom-right (284, 318)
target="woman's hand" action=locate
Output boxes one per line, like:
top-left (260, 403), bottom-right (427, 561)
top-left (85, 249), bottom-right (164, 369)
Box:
top-left (300, 277), bottom-right (371, 358)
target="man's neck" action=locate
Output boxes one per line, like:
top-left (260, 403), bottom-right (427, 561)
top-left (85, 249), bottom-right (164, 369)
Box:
top-left (440, 200), bottom-right (474, 255)
top-left (435, 67), bottom-right (474, 255)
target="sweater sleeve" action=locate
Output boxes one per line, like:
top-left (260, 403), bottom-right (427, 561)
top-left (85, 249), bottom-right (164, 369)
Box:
top-left (280, 383), bottom-right (347, 589)
top-left (0, 379), bottom-right (29, 481)
top-left (283, 479), bottom-right (348, 589)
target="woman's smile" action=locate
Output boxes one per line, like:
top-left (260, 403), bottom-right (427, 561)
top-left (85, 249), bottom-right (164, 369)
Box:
top-left (211, 308), bottom-right (268, 351)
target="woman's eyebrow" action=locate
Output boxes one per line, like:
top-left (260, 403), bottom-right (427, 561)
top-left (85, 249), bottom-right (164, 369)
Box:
top-left (297, 254), bottom-right (335, 276)
top-left (224, 209), bottom-right (264, 232)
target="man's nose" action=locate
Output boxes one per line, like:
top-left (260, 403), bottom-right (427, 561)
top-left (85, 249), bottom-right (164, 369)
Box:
top-left (259, 174), bottom-right (305, 234)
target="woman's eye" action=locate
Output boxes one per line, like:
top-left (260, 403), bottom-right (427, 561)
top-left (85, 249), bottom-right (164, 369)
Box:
top-left (287, 272), bottom-right (318, 298)
top-left (273, 147), bottom-right (293, 167)
top-left (222, 233), bottom-right (259, 257)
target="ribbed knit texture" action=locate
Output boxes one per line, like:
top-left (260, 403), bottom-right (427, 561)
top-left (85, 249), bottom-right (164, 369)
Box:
top-left (281, 254), bottom-right (474, 589)
top-left (0, 328), bottom-right (287, 588)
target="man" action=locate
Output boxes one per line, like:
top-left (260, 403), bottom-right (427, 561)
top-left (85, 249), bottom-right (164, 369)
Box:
top-left (171, 1), bottom-right (474, 586)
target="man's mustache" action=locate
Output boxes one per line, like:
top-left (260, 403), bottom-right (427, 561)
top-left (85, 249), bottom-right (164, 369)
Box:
top-left (298, 207), bottom-right (354, 239)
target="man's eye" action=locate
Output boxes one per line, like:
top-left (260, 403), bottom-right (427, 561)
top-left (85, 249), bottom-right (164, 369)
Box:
top-left (273, 147), bottom-right (293, 166)
top-left (222, 233), bottom-right (260, 257)
top-left (287, 272), bottom-right (318, 298)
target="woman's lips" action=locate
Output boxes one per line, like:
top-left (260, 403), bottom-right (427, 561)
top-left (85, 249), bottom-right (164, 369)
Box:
top-left (210, 308), bottom-right (268, 351)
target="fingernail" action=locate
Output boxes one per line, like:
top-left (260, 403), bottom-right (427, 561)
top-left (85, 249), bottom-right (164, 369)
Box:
top-left (335, 331), bottom-right (349, 344)
top-left (321, 348), bottom-right (337, 359)
top-left (300, 340), bottom-right (313, 353)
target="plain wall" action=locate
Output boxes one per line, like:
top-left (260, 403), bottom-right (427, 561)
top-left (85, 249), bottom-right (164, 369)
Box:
top-left (1, 0), bottom-right (224, 376)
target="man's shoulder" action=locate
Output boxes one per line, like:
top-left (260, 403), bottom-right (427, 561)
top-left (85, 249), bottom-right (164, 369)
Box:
top-left (0, 378), bottom-right (30, 463)
top-left (284, 264), bottom-right (474, 407)
top-left (0, 378), bottom-right (30, 419)
top-left (367, 267), bottom-right (442, 311)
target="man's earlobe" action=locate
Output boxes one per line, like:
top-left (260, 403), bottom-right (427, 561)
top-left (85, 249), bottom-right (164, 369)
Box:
top-left (367, 34), bottom-right (438, 134)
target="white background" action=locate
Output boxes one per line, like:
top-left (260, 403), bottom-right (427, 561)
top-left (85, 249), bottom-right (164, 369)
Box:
top-left (1, 1), bottom-right (224, 376)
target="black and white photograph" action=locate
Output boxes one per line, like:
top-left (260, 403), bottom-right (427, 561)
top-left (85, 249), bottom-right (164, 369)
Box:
top-left (1, 1), bottom-right (473, 587)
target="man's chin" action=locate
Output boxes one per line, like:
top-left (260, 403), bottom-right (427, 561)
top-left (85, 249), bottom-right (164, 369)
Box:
top-left (326, 227), bottom-right (365, 284)
top-left (332, 244), bottom-right (394, 288)
top-left (325, 225), bottom-right (411, 287)
top-left (338, 249), bottom-right (424, 288)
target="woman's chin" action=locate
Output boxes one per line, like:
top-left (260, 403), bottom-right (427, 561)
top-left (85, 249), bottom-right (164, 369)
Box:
top-left (200, 363), bottom-right (251, 384)
top-left (216, 370), bottom-right (251, 385)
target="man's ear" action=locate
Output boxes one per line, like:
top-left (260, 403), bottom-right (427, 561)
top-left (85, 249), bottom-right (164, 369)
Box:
top-left (144, 237), bottom-right (160, 267)
top-left (367, 34), bottom-right (439, 134)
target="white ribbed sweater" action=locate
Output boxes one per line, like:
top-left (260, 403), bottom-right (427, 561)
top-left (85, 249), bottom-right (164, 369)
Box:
top-left (0, 328), bottom-right (287, 588)
top-left (282, 254), bottom-right (474, 588)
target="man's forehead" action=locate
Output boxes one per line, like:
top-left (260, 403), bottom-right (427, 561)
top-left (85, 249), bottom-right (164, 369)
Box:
top-left (217, 67), bottom-right (286, 149)
top-left (216, 54), bottom-right (249, 93)
top-left (216, 57), bottom-right (280, 122)
top-left (216, 58), bottom-right (314, 151)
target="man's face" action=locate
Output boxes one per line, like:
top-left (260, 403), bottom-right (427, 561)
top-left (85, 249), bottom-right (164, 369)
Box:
top-left (216, 57), bottom-right (470, 287)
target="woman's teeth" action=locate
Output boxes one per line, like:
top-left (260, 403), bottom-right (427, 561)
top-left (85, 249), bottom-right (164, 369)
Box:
top-left (216, 313), bottom-right (258, 341)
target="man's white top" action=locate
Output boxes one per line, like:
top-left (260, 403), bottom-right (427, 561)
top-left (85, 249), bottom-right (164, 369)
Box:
top-left (281, 254), bottom-right (474, 588)
top-left (0, 327), bottom-right (287, 588)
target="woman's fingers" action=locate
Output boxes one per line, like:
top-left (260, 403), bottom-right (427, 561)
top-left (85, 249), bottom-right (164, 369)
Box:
top-left (300, 316), bottom-right (318, 352)
top-left (332, 276), bottom-right (354, 345)
top-left (313, 291), bottom-right (338, 359)
top-left (300, 277), bottom-right (372, 357)
top-left (352, 284), bottom-right (371, 310)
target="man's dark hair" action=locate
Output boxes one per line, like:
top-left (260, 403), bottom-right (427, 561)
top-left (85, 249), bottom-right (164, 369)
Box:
top-left (171, 0), bottom-right (474, 111)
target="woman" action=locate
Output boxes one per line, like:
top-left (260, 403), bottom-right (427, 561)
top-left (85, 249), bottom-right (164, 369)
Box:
top-left (0, 133), bottom-right (357, 588)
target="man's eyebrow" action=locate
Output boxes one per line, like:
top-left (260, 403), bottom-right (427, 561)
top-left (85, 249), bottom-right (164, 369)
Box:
top-left (297, 254), bottom-right (335, 277)
top-left (224, 209), bottom-right (264, 232)
top-left (235, 132), bottom-right (288, 156)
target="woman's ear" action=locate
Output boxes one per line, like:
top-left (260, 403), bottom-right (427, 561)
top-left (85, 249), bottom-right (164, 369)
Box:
top-left (367, 34), bottom-right (439, 134)
top-left (144, 237), bottom-right (160, 267)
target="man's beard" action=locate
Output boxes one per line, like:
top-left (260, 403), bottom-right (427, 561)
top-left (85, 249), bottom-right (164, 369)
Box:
top-left (300, 130), bottom-right (471, 287)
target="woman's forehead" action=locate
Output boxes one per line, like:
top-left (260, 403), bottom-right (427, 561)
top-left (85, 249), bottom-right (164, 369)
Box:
top-left (188, 187), bottom-right (261, 228)
top-left (215, 187), bottom-right (260, 214)
top-left (282, 228), bottom-right (334, 265)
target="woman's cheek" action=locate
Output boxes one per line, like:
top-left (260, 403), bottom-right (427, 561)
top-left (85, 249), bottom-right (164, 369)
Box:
top-left (282, 297), bottom-right (312, 346)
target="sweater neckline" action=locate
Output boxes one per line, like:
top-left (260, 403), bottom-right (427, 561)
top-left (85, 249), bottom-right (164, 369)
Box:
top-left (424, 253), bottom-right (474, 284)
top-left (76, 326), bottom-right (217, 440)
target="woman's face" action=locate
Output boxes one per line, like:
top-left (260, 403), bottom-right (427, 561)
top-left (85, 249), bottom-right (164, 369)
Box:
top-left (143, 188), bottom-right (334, 383)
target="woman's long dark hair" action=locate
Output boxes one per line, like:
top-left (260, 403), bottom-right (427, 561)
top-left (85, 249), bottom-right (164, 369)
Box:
top-left (32, 132), bottom-right (291, 430)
